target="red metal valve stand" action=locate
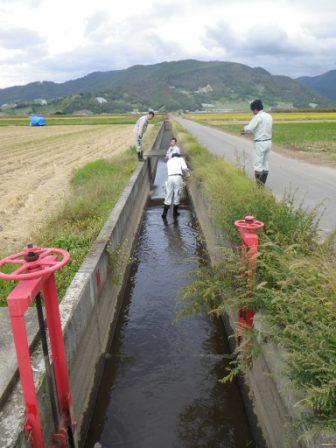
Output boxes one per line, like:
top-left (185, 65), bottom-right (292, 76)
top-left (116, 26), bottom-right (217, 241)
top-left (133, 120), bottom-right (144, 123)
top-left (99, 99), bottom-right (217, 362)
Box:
top-left (0, 246), bottom-right (74, 447)
top-left (8, 276), bottom-right (50, 446)
top-left (234, 216), bottom-right (264, 338)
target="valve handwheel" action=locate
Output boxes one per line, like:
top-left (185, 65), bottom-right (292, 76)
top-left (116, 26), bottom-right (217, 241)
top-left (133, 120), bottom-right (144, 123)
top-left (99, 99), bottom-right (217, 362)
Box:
top-left (0, 245), bottom-right (70, 281)
top-left (234, 215), bottom-right (264, 232)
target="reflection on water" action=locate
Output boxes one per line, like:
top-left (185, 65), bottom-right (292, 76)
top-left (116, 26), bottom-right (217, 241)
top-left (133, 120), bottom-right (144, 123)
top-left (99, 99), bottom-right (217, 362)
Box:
top-left (150, 158), bottom-right (167, 200)
top-left (85, 205), bottom-right (254, 448)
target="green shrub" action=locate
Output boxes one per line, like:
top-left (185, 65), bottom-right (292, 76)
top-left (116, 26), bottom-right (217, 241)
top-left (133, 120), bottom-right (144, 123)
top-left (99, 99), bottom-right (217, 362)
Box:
top-left (174, 122), bottom-right (336, 433)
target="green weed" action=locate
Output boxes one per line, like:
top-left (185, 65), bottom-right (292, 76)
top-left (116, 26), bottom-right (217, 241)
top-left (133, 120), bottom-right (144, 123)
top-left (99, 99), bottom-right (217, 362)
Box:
top-left (174, 122), bottom-right (336, 434)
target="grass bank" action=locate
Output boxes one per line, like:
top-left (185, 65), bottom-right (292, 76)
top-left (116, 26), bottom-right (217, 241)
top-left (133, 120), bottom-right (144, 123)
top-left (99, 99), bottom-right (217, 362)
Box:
top-left (0, 149), bottom-right (138, 304)
top-left (173, 121), bottom-right (336, 435)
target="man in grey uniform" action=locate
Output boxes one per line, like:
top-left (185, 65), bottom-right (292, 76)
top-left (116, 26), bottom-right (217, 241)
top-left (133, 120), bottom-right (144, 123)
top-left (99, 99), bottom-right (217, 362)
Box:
top-left (242, 99), bottom-right (272, 185)
top-left (133, 110), bottom-right (155, 161)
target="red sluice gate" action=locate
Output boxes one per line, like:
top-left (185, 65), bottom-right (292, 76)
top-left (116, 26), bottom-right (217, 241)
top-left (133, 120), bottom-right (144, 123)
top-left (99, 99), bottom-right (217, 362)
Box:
top-left (0, 245), bottom-right (75, 447)
top-left (234, 216), bottom-right (264, 338)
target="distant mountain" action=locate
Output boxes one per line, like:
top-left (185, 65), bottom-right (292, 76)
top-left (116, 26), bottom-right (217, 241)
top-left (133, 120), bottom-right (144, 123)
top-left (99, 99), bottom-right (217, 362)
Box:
top-left (297, 70), bottom-right (336, 100)
top-left (0, 60), bottom-right (332, 114)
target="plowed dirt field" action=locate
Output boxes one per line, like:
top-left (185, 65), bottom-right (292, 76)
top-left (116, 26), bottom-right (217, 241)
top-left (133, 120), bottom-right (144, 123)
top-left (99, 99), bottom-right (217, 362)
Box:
top-left (0, 125), bottom-right (134, 253)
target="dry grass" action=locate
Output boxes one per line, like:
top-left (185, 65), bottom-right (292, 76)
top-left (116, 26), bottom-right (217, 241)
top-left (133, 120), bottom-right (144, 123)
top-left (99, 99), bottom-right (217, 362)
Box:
top-left (0, 122), bottom-right (160, 303)
top-left (0, 125), bottom-right (134, 253)
top-left (0, 150), bottom-right (138, 304)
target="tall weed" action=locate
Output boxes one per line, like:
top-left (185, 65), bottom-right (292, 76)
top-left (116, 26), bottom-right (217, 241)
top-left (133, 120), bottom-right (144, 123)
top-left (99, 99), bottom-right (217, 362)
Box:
top-left (174, 122), bottom-right (336, 432)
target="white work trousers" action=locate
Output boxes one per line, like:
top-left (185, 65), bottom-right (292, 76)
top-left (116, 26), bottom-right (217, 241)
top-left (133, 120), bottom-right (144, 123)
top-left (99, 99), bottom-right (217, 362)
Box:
top-left (253, 141), bottom-right (272, 173)
top-left (164, 175), bottom-right (183, 206)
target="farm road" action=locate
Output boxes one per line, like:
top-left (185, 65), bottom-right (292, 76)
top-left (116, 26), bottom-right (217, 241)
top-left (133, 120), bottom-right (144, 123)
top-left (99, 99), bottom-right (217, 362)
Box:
top-left (174, 116), bottom-right (336, 235)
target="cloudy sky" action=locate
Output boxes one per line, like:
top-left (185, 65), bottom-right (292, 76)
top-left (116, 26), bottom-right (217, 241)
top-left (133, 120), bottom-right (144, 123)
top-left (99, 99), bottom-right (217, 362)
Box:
top-left (0, 0), bottom-right (335, 88)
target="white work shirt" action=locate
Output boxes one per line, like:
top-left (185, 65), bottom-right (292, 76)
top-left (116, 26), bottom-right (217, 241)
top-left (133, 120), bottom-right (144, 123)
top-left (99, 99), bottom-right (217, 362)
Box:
top-left (166, 156), bottom-right (188, 176)
top-left (166, 145), bottom-right (181, 159)
top-left (244, 110), bottom-right (272, 141)
top-left (133, 115), bottom-right (148, 137)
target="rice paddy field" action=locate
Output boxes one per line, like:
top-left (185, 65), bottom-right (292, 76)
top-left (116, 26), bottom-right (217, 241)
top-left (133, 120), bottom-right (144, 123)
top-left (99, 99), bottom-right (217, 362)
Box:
top-left (0, 118), bottom-right (160, 304)
top-left (184, 111), bottom-right (336, 122)
top-left (0, 114), bottom-right (139, 126)
top-left (184, 111), bottom-right (336, 161)
top-left (0, 113), bottom-right (164, 255)
top-left (0, 123), bottom-right (136, 254)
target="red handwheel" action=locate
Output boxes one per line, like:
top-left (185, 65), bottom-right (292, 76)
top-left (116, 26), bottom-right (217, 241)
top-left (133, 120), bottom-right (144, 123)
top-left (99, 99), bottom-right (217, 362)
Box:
top-left (234, 215), bottom-right (264, 233)
top-left (0, 245), bottom-right (70, 281)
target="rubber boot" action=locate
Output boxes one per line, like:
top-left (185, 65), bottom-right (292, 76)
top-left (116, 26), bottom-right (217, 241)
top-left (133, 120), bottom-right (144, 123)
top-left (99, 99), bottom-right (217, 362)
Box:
top-left (254, 172), bottom-right (263, 187)
top-left (162, 205), bottom-right (169, 219)
top-left (260, 171), bottom-right (269, 185)
top-left (137, 151), bottom-right (144, 162)
top-left (173, 205), bottom-right (180, 218)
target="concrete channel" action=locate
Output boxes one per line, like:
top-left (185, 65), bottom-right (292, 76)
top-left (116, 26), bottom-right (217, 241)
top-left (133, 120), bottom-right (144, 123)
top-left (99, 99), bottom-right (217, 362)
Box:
top-left (83, 140), bottom-right (255, 447)
top-left (4, 119), bottom-right (330, 447)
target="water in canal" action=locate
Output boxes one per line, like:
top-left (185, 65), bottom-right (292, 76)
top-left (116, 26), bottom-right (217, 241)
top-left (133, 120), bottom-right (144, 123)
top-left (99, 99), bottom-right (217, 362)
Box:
top-left (85, 158), bottom-right (254, 448)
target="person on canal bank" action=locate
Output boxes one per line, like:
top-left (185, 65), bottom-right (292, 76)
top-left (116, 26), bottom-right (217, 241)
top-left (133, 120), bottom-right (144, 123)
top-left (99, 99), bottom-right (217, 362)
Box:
top-left (241, 99), bottom-right (272, 186)
top-left (162, 153), bottom-right (190, 220)
top-left (133, 110), bottom-right (155, 161)
top-left (165, 137), bottom-right (181, 160)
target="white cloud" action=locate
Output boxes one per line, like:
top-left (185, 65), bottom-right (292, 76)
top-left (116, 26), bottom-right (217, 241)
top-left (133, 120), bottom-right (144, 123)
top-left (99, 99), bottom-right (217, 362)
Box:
top-left (0, 0), bottom-right (335, 87)
top-left (0, 28), bottom-right (44, 49)
top-left (85, 10), bottom-right (111, 41)
top-left (0, 0), bottom-right (44, 6)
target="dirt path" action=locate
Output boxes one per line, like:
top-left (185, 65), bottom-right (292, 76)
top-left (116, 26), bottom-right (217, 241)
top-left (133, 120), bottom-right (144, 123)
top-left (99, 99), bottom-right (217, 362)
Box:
top-left (0, 125), bottom-right (134, 253)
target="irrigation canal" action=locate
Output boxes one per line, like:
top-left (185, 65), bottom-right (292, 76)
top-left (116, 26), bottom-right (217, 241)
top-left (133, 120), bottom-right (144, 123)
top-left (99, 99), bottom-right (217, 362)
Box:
top-left (84, 133), bottom-right (255, 447)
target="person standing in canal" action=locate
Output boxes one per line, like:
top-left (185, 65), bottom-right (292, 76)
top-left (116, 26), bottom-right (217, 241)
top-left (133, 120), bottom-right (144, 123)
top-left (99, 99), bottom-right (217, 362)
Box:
top-left (241, 99), bottom-right (272, 186)
top-left (165, 137), bottom-right (181, 160)
top-left (162, 153), bottom-right (190, 220)
top-left (133, 110), bottom-right (155, 161)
